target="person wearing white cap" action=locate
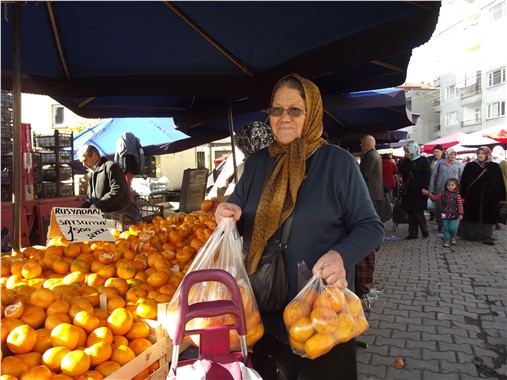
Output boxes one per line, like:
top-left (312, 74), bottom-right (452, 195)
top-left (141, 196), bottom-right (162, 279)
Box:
top-left (429, 147), bottom-right (463, 233)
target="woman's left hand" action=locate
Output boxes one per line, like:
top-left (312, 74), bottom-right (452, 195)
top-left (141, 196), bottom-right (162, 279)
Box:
top-left (313, 250), bottom-right (348, 290)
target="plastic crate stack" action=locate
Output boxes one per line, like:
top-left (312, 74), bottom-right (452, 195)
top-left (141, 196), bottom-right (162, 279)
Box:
top-left (1, 91), bottom-right (13, 202)
top-left (33, 130), bottom-right (74, 198)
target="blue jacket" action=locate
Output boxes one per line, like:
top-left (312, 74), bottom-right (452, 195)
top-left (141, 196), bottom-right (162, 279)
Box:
top-left (228, 143), bottom-right (384, 341)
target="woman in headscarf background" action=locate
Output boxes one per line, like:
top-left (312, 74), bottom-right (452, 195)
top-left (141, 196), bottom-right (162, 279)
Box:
top-left (458, 146), bottom-right (506, 245)
top-left (400, 142), bottom-right (431, 239)
top-left (429, 146), bottom-right (463, 234)
top-left (215, 74), bottom-right (384, 379)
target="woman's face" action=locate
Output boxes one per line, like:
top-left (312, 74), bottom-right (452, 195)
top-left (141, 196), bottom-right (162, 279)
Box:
top-left (477, 150), bottom-right (486, 161)
top-left (447, 152), bottom-right (457, 162)
top-left (269, 86), bottom-right (306, 145)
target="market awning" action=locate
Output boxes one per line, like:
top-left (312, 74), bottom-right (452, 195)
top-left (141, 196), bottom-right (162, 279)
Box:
top-left (1, 1), bottom-right (440, 127)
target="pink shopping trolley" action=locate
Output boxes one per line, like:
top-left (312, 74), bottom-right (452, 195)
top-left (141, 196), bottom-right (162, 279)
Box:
top-left (168, 269), bottom-right (259, 380)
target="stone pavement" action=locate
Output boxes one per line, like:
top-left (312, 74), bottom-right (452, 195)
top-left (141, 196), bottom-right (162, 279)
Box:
top-left (356, 219), bottom-right (507, 380)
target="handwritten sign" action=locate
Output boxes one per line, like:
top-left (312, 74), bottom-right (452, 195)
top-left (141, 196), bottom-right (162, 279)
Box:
top-left (47, 207), bottom-right (115, 243)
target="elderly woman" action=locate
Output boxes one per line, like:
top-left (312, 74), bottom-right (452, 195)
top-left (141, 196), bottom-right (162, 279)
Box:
top-left (400, 142), bottom-right (431, 239)
top-left (458, 146), bottom-right (506, 245)
top-left (215, 74), bottom-right (384, 379)
top-left (429, 147), bottom-right (463, 232)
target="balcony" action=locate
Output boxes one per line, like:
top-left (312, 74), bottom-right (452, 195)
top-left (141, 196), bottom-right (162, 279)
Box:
top-left (460, 119), bottom-right (481, 128)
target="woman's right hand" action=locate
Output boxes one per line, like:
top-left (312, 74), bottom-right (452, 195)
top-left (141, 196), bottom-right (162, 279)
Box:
top-left (215, 202), bottom-right (242, 224)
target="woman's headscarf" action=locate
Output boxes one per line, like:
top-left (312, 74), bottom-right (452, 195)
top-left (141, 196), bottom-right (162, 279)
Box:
top-left (445, 147), bottom-right (457, 163)
top-left (445, 147), bottom-right (456, 157)
top-left (234, 121), bottom-right (274, 157)
top-left (247, 73), bottom-right (326, 275)
top-left (475, 146), bottom-right (492, 167)
top-left (405, 141), bottom-right (421, 161)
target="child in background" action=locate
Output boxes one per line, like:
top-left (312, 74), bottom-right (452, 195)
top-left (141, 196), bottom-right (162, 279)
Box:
top-left (422, 178), bottom-right (463, 248)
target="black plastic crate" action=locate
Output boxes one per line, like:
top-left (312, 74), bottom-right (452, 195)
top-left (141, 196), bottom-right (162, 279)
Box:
top-left (34, 133), bottom-right (72, 148)
top-left (40, 149), bottom-right (72, 164)
top-left (59, 181), bottom-right (74, 197)
top-left (42, 165), bottom-right (72, 181)
top-left (42, 181), bottom-right (58, 198)
top-left (104, 202), bottom-right (163, 231)
top-left (41, 181), bottom-right (74, 198)
top-left (1, 155), bottom-right (12, 170)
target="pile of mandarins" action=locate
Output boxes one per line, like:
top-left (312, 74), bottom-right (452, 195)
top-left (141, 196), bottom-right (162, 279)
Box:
top-left (0, 205), bottom-right (217, 380)
top-left (283, 286), bottom-right (369, 359)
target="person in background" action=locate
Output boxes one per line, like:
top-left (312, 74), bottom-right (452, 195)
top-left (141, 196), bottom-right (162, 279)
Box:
top-left (492, 146), bottom-right (507, 229)
top-left (78, 144), bottom-right (130, 212)
top-left (114, 132), bottom-right (145, 200)
top-left (429, 147), bottom-right (463, 234)
top-left (231, 121), bottom-right (275, 182)
top-left (382, 153), bottom-right (398, 205)
top-left (423, 178), bottom-right (463, 248)
top-left (357, 135), bottom-right (384, 298)
top-left (458, 146), bottom-right (506, 245)
top-left (215, 73), bottom-right (384, 379)
top-left (400, 142), bottom-right (431, 240)
top-left (427, 144), bottom-right (444, 222)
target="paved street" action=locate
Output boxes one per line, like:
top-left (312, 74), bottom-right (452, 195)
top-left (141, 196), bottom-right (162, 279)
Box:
top-left (357, 219), bottom-right (507, 380)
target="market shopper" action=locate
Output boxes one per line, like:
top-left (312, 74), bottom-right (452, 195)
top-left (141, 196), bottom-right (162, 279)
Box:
top-left (427, 144), bottom-right (444, 222)
top-left (382, 153), bottom-right (398, 205)
top-left (215, 73), bottom-right (384, 379)
top-left (429, 147), bottom-right (463, 233)
top-left (458, 146), bottom-right (506, 245)
top-left (400, 141), bottom-right (431, 240)
top-left (423, 178), bottom-right (464, 247)
top-left (357, 135), bottom-right (385, 298)
top-left (78, 144), bottom-right (130, 212)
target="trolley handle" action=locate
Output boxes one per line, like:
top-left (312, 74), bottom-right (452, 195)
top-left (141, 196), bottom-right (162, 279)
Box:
top-left (173, 269), bottom-right (247, 345)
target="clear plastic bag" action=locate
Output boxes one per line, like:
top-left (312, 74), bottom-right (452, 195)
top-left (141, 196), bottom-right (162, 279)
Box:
top-left (166, 217), bottom-right (264, 350)
top-left (283, 272), bottom-right (369, 359)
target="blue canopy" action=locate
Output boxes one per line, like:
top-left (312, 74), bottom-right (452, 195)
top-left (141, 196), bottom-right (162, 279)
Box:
top-left (72, 118), bottom-right (191, 160)
top-left (1, 1), bottom-right (440, 128)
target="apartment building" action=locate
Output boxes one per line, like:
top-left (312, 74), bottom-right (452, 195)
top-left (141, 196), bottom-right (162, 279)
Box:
top-left (408, 0), bottom-right (506, 145)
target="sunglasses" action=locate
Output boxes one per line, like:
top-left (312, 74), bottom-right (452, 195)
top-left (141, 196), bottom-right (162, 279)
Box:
top-left (267, 106), bottom-right (306, 117)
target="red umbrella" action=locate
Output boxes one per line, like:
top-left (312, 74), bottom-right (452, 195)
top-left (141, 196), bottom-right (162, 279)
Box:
top-left (422, 131), bottom-right (498, 153)
top-left (483, 128), bottom-right (507, 144)
top-left (421, 132), bottom-right (466, 153)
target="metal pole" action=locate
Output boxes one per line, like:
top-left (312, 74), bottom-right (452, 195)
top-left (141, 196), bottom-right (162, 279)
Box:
top-left (12, 2), bottom-right (22, 252)
top-left (228, 100), bottom-right (238, 184)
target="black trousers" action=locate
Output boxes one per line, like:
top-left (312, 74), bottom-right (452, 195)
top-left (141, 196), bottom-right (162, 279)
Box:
top-left (407, 210), bottom-right (428, 237)
top-left (251, 334), bottom-right (357, 380)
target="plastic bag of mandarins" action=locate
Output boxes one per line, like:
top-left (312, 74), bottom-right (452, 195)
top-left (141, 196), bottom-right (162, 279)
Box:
top-left (166, 217), bottom-right (264, 351)
top-left (283, 271), bottom-right (369, 359)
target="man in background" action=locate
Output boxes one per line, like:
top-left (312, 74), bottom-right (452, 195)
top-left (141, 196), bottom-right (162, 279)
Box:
top-left (357, 135), bottom-right (384, 297)
top-left (78, 144), bottom-right (130, 212)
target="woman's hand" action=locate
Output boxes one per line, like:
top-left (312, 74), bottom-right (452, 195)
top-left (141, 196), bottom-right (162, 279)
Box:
top-left (215, 202), bottom-right (242, 224)
top-left (313, 250), bottom-right (348, 290)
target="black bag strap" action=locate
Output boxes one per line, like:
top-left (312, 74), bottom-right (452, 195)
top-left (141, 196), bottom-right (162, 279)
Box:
top-left (279, 214), bottom-right (294, 249)
top-left (466, 168), bottom-right (487, 191)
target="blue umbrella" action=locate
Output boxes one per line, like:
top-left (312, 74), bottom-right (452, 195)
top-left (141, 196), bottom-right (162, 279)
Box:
top-left (72, 118), bottom-right (190, 160)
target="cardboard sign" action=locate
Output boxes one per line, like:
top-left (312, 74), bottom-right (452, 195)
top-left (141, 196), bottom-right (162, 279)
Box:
top-left (48, 207), bottom-right (115, 243)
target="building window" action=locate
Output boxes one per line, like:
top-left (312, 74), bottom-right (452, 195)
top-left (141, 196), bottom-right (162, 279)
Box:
top-left (490, 2), bottom-right (505, 22)
top-left (475, 108), bottom-right (481, 122)
top-left (445, 112), bottom-right (459, 127)
top-left (487, 101), bottom-right (505, 119)
top-left (487, 67), bottom-right (506, 87)
top-left (444, 85), bottom-right (457, 100)
top-left (52, 105), bottom-right (64, 126)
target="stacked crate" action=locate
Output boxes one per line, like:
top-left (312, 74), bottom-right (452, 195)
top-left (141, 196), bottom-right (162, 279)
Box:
top-left (34, 130), bottom-right (74, 198)
top-left (1, 91), bottom-right (13, 202)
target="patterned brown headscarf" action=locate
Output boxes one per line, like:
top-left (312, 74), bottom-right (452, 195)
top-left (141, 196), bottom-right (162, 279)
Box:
top-left (247, 73), bottom-right (326, 275)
